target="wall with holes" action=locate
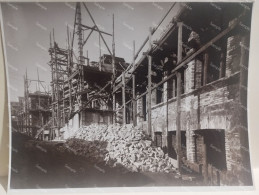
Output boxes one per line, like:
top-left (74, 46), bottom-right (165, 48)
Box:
top-left (136, 33), bottom-right (251, 185)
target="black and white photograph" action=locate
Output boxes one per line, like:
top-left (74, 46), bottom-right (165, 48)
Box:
top-left (0, 1), bottom-right (254, 190)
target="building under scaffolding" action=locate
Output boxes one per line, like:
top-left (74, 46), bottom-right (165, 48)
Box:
top-left (10, 2), bottom-right (252, 186)
top-left (11, 70), bottom-right (51, 140)
top-left (47, 3), bottom-right (129, 140)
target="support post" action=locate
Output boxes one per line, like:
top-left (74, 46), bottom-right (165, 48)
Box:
top-left (173, 78), bottom-right (176, 97)
top-left (54, 40), bottom-right (60, 140)
top-left (112, 14), bottom-right (116, 124)
top-left (67, 26), bottom-right (72, 115)
top-left (122, 72), bottom-right (126, 125)
top-left (76, 3), bottom-right (84, 65)
top-left (147, 27), bottom-right (153, 136)
top-left (132, 40), bottom-right (137, 126)
top-left (99, 33), bottom-right (102, 71)
top-left (177, 22), bottom-right (183, 62)
top-left (176, 22), bottom-right (183, 173)
top-left (76, 3), bottom-right (84, 111)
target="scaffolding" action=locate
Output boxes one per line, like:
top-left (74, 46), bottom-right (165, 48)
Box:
top-left (48, 2), bottom-right (125, 140)
top-left (48, 35), bottom-right (70, 140)
top-left (17, 69), bottom-right (51, 139)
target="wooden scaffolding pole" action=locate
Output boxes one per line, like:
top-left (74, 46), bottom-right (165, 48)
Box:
top-left (176, 22), bottom-right (183, 173)
top-left (67, 26), bottom-right (72, 115)
top-left (54, 33), bottom-right (60, 140)
top-left (147, 27), bottom-right (152, 136)
top-left (112, 14), bottom-right (116, 124)
top-left (122, 72), bottom-right (126, 125)
top-left (76, 3), bottom-right (84, 65)
top-left (132, 40), bottom-right (137, 126)
top-left (134, 3), bottom-right (176, 61)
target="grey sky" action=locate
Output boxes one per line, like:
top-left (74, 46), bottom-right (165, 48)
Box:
top-left (1, 2), bottom-right (180, 102)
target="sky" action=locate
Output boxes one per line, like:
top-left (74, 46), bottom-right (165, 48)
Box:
top-left (1, 2), bottom-right (180, 101)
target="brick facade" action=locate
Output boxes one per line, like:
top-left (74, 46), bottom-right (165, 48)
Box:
top-left (136, 33), bottom-right (251, 185)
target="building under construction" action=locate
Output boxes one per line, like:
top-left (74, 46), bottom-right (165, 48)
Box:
top-left (10, 2), bottom-right (252, 186)
top-left (11, 70), bottom-right (51, 140)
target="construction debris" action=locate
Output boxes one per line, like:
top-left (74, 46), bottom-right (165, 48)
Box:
top-left (66, 124), bottom-right (176, 173)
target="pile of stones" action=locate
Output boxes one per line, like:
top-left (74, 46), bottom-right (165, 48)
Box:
top-left (68, 123), bottom-right (176, 173)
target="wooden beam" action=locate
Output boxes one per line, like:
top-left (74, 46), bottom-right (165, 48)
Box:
top-left (83, 28), bottom-right (94, 46)
top-left (76, 23), bottom-right (112, 36)
top-left (134, 3), bottom-right (176, 61)
top-left (112, 14), bottom-right (116, 124)
top-left (82, 3), bottom-right (112, 56)
top-left (122, 72), bottom-right (126, 125)
top-left (132, 40), bottom-right (137, 126)
top-left (177, 22), bottom-right (183, 63)
top-left (115, 9), bottom-right (246, 124)
top-left (176, 22), bottom-right (182, 173)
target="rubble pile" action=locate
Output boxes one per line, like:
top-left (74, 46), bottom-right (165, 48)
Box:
top-left (67, 123), bottom-right (176, 173)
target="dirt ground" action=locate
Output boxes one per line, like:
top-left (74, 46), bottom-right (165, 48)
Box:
top-left (10, 132), bottom-right (204, 189)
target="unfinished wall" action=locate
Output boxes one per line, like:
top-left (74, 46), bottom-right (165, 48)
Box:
top-left (137, 33), bottom-right (250, 185)
top-left (80, 110), bottom-right (113, 126)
